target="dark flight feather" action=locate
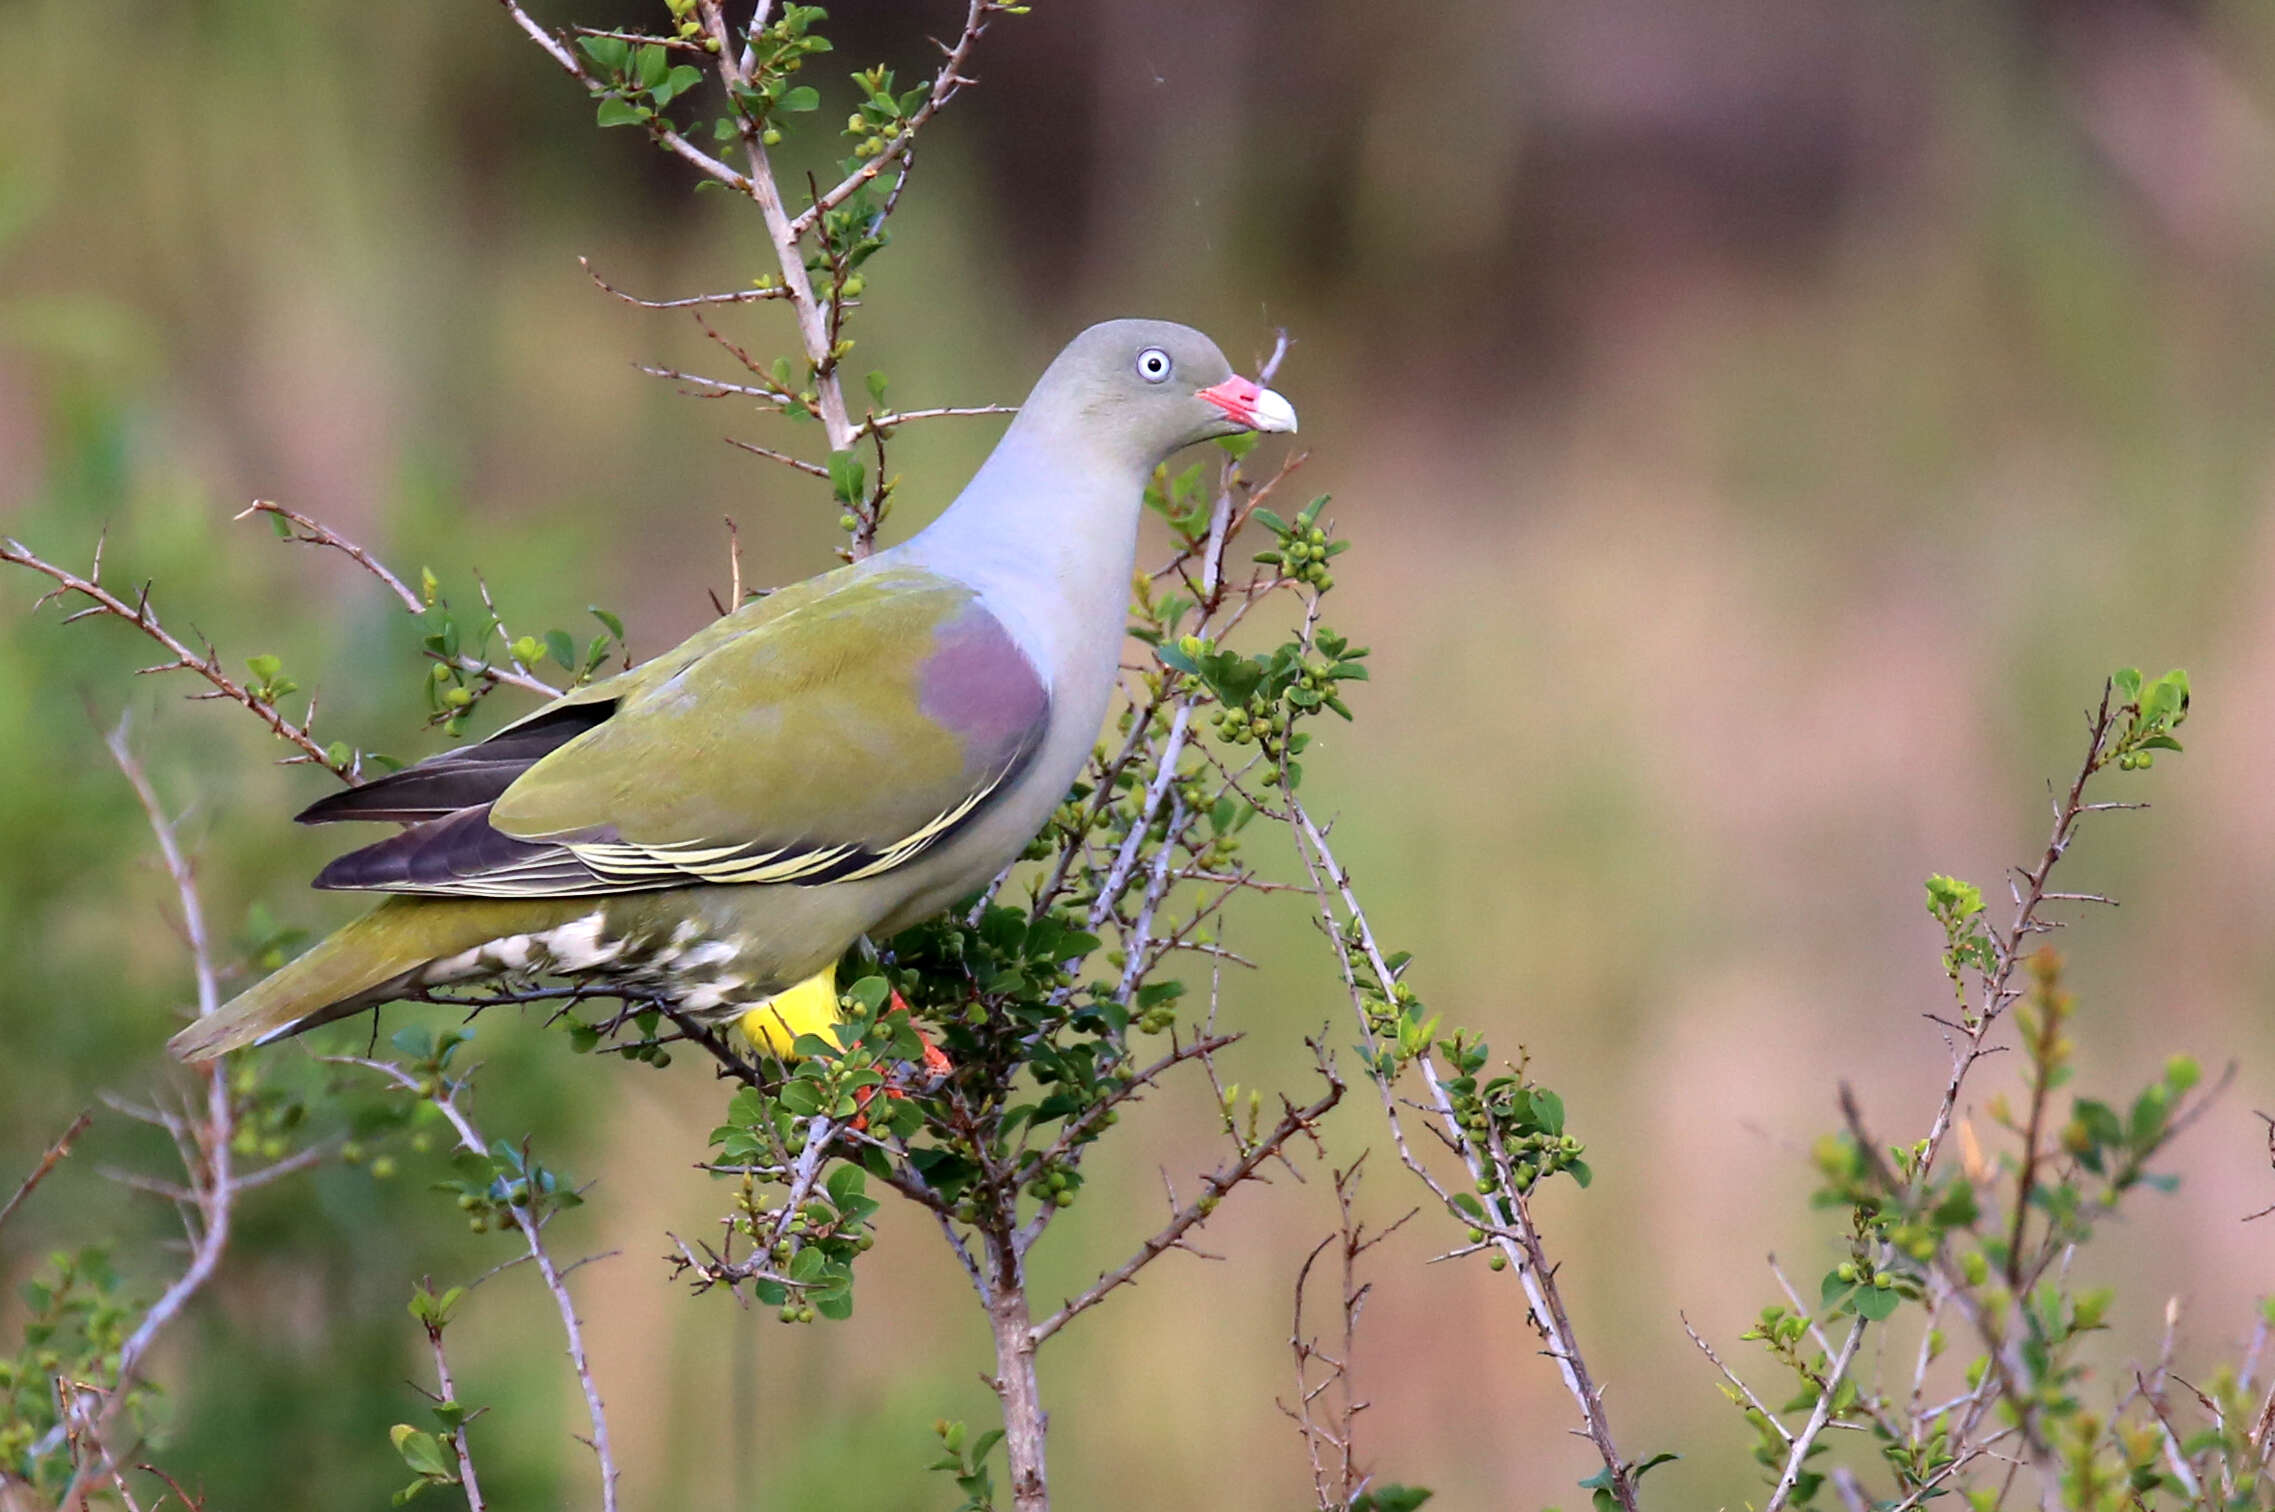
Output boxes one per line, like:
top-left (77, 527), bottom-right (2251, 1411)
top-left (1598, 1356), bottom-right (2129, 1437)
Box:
top-left (296, 702), bottom-right (617, 825)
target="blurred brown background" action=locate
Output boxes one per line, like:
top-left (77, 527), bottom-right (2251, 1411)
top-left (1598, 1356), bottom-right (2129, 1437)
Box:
top-left (5, 0), bottom-right (2275, 1506)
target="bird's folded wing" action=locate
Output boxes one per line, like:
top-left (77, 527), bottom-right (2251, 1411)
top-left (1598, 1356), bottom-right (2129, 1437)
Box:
top-left (306, 567), bottom-right (1053, 897)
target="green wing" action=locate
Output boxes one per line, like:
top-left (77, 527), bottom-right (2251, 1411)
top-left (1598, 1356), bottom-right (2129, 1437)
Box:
top-left (303, 565), bottom-right (1052, 897)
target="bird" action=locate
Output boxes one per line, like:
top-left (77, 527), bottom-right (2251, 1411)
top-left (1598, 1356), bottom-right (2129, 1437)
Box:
top-left (169, 319), bottom-right (1296, 1063)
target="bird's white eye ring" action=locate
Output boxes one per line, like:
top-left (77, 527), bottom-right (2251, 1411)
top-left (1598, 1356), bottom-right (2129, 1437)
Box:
top-left (1136, 347), bottom-right (1172, 383)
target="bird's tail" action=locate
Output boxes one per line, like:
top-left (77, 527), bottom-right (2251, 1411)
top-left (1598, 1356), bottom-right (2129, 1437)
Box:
top-left (168, 895), bottom-right (589, 1062)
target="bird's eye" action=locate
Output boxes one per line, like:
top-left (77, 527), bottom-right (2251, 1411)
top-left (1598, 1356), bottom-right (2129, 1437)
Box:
top-left (1135, 347), bottom-right (1173, 383)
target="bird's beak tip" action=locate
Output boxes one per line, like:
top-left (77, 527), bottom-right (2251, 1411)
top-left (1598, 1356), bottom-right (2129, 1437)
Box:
top-left (1250, 386), bottom-right (1299, 435)
top-left (1198, 375), bottom-right (1299, 435)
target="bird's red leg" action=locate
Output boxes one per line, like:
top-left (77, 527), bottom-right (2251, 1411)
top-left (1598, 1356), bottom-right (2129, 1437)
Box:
top-left (851, 989), bottom-right (953, 1130)
top-left (891, 988), bottom-right (955, 1077)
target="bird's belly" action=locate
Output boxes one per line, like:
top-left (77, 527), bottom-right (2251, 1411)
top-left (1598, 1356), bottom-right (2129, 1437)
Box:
top-left (419, 881), bottom-right (893, 1026)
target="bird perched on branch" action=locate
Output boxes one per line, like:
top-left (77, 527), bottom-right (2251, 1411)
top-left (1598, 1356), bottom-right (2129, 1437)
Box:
top-left (171, 320), bottom-right (1295, 1063)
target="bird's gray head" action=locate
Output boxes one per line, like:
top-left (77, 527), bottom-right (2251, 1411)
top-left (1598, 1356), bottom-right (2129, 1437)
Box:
top-left (1015, 318), bottom-right (1297, 474)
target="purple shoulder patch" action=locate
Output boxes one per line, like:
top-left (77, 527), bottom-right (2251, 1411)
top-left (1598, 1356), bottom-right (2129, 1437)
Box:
top-left (918, 601), bottom-right (1052, 775)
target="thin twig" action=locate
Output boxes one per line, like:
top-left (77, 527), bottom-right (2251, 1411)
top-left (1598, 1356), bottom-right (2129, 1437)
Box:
top-left (580, 256), bottom-right (787, 309)
top-left (0, 1112), bottom-right (92, 1233)
top-left (332, 1056), bottom-right (619, 1512)
top-left (423, 1315), bottom-right (487, 1512)
top-left (787, 0), bottom-right (1001, 237)
top-left (1289, 793), bottom-right (1642, 1510)
top-left (2, 538), bottom-right (346, 773)
top-left (51, 726), bottom-right (241, 1500)
top-left (237, 502), bottom-right (560, 697)
top-left (1681, 1312), bottom-right (1794, 1444)
top-left (1030, 1061), bottom-right (1343, 1345)
top-left (1765, 1318), bottom-right (1867, 1512)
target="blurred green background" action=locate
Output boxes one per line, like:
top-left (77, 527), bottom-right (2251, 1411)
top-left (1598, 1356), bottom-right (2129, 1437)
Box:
top-left (7, 0), bottom-right (2275, 1506)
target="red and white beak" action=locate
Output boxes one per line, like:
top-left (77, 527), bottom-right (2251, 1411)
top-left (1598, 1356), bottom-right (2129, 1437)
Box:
top-left (1197, 375), bottom-right (1299, 434)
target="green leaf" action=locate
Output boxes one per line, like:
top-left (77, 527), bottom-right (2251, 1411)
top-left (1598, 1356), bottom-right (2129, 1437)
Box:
top-left (596, 97), bottom-right (648, 129)
top-left (578, 36), bottom-right (630, 72)
top-left (779, 85), bottom-right (821, 112)
top-left (826, 1164), bottom-right (869, 1210)
top-left (826, 448), bottom-right (865, 504)
top-left (657, 64), bottom-right (703, 104)
top-left (635, 44), bottom-right (668, 90)
top-left (1352, 1487), bottom-right (1432, 1512)
top-left (544, 629), bottom-right (578, 669)
top-left (1853, 1283), bottom-right (1900, 1321)
top-left (391, 1424), bottom-right (455, 1481)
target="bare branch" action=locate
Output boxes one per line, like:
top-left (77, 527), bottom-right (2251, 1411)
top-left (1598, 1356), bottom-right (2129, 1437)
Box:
top-left (236, 502), bottom-right (560, 697)
top-left (1681, 1312), bottom-right (1793, 1444)
top-left (423, 1313), bottom-right (487, 1512)
top-left (493, 0), bottom-right (755, 193)
top-left (1764, 1318), bottom-right (1866, 1512)
top-left (1289, 793), bottom-right (1641, 1510)
top-left (1030, 1059), bottom-right (1343, 1346)
top-left (0, 1112), bottom-right (92, 1233)
top-left (236, 501), bottom-right (422, 612)
top-left (2, 537), bottom-right (346, 774)
top-left (724, 437), bottom-right (831, 478)
top-left (1916, 685), bottom-right (2127, 1184)
top-left (332, 1056), bottom-right (618, 1512)
top-left (860, 403), bottom-right (1019, 433)
top-left (637, 364), bottom-right (805, 411)
top-left (1280, 1158), bottom-right (1412, 1511)
top-left (50, 725), bottom-right (246, 1500)
top-left (581, 258), bottom-right (789, 310)
top-left (788, 1), bottom-right (1003, 238)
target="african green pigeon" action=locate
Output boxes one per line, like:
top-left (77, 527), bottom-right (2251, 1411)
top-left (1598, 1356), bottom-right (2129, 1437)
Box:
top-left (170, 319), bottom-right (1296, 1062)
